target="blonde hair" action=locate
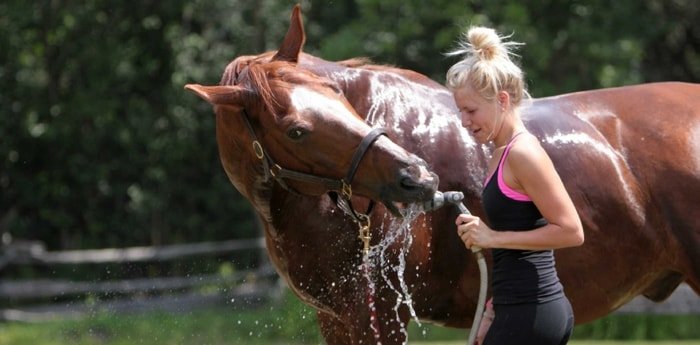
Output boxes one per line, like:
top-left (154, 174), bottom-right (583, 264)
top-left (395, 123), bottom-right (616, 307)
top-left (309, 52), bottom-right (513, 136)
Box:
top-left (445, 26), bottom-right (528, 106)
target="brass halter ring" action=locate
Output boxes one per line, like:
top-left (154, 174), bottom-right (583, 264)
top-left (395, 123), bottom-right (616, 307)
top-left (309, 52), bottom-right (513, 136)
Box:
top-left (341, 179), bottom-right (353, 200)
top-left (252, 141), bottom-right (264, 160)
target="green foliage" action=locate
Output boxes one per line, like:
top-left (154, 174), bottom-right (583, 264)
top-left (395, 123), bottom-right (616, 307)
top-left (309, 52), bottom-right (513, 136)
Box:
top-left (311, 0), bottom-right (471, 82)
top-left (307, 0), bottom-right (699, 95)
top-left (0, 1), bottom-right (258, 253)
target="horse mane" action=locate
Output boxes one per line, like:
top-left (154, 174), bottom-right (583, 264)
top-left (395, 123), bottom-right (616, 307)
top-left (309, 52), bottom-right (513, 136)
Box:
top-left (337, 57), bottom-right (373, 68)
top-left (248, 63), bottom-right (281, 115)
top-left (337, 57), bottom-right (429, 82)
top-left (218, 53), bottom-right (416, 117)
top-left (337, 57), bottom-right (406, 73)
top-left (219, 52), bottom-right (277, 87)
top-left (226, 58), bottom-right (334, 118)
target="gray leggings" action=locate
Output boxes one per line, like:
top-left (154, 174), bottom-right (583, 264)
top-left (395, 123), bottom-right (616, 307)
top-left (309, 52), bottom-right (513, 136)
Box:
top-left (484, 297), bottom-right (574, 345)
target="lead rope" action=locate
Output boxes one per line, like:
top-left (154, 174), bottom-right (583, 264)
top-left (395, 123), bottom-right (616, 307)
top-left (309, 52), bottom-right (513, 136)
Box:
top-left (356, 214), bottom-right (383, 344)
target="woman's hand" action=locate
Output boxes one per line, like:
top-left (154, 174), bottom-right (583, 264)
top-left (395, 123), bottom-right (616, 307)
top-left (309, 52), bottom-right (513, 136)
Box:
top-left (455, 214), bottom-right (495, 249)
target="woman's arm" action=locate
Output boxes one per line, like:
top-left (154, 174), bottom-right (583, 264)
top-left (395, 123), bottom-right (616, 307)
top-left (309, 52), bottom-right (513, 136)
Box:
top-left (456, 135), bottom-right (584, 250)
top-left (494, 134), bottom-right (583, 249)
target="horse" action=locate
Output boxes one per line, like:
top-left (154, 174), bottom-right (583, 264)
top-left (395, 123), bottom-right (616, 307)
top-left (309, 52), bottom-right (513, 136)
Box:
top-left (186, 5), bottom-right (700, 344)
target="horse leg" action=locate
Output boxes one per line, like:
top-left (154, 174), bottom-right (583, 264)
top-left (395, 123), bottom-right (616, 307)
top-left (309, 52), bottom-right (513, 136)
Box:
top-left (642, 270), bottom-right (686, 301)
top-left (682, 247), bottom-right (700, 295)
top-left (317, 310), bottom-right (352, 345)
top-left (673, 222), bottom-right (700, 295)
top-left (687, 240), bottom-right (700, 295)
top-left (316, 308), bottom-right (403, 345)
top-left (319, 300), bottom-right (412, 344)
top-left (638, 223), bottom-right (700, 301)
top-left (370, 295), bottom-right (412, 345)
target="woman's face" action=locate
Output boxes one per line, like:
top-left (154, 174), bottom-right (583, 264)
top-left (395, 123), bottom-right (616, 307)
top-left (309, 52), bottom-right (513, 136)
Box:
top-left (453, 83), bottom-right (499, 144)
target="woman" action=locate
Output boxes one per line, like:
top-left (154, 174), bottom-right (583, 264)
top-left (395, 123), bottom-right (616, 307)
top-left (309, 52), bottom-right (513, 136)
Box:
top-left (445, 26), bottom-right (585, 345)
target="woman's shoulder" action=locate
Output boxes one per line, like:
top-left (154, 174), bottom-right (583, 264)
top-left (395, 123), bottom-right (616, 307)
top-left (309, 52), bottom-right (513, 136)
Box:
top-left (510, 132), bottom-right (545, 156)
top-left (507, 132), bottom-right (552, 172)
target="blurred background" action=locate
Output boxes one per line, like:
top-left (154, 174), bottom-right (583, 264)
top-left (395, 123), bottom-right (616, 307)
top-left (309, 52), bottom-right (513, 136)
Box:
top-left (1, 0), bottom-right (698, 344)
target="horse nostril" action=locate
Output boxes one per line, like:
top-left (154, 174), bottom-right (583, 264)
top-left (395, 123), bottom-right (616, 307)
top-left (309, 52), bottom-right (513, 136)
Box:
top-left (399, 165), bottom-right (432, 190)
top-left (400, 176), bottom-right (421, 190)
top-left (398, 165), bottom-right (416, 186)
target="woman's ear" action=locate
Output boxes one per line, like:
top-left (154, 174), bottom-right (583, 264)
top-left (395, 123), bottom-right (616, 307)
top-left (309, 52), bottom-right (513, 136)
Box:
top-left (497, 91), bottom-right (510, 110)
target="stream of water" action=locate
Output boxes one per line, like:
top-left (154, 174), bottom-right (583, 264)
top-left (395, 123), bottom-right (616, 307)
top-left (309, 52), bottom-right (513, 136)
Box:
top-left (363, 204), bottom-right (427, 344)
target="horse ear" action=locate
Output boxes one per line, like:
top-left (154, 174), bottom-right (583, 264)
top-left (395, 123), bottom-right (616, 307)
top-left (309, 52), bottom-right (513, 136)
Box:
top-left (272, 4), bottom-right (305, 63)
top-left (184, 84), bottom-right (253, 106)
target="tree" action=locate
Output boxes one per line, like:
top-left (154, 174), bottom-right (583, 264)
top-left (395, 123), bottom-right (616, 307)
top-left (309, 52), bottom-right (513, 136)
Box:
top-left (0, 1), bottom-right (261, 252)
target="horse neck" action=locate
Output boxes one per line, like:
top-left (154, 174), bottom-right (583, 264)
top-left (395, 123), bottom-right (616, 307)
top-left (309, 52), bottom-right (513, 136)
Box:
top-left (302, 59), bottom-right (489, 199)
top-left (301, 58), bottom-right (456, 133)
top-left (299, 61), bottom-right (385, 117)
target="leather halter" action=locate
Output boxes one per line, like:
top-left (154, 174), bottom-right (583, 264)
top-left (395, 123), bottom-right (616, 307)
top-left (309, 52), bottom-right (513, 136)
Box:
top-left (239, 110), bottom-right (386, 222)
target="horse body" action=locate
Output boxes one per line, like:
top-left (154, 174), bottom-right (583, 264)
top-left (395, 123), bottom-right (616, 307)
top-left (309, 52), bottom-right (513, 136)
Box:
top-left (187, 6), bottom-right (700, 344)
top-left (521, 83), bottom-right (700, 320)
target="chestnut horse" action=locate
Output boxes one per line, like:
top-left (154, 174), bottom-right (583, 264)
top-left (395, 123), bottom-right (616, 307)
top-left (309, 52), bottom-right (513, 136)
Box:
top-left (186, 5), bottom-right (700, 344)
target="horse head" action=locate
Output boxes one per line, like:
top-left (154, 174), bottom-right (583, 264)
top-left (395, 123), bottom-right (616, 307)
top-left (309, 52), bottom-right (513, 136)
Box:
top-left (185, 5), bottom-right (438, 217)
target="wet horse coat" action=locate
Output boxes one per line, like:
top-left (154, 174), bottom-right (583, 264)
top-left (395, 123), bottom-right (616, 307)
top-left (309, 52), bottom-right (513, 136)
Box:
top-left (187, 6), bottom-right (700, 344)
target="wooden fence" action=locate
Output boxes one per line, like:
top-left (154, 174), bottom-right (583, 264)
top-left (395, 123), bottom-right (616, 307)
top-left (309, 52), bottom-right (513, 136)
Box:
top-left (0, 237), bottom-right (280, 322)
top-left (1, 238), bottom-right (697, 322)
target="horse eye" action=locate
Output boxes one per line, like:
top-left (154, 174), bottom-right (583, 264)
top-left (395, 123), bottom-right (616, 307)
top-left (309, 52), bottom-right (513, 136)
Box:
top-left (287, 127), bottom-right (307, 140)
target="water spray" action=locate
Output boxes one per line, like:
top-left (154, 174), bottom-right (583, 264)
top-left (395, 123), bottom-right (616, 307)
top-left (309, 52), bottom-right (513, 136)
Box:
top-left (423, 191), bottom-right (488, 345)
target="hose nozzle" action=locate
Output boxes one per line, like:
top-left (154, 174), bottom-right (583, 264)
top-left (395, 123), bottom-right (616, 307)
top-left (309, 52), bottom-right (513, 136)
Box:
top-left (422, 191), bottom-right (470, 215)
top-left (423, 190), bottom-right (479, 253)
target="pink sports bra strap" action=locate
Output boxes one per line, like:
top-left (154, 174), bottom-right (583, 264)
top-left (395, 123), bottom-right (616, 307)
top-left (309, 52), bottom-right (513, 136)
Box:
top-left (497, 133), bottom-right (531, 201)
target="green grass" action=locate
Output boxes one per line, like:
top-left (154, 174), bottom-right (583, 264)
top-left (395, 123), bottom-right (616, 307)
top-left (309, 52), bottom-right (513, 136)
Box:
top-left (569, 342), bottom-right (700, 345)
top-left (1, 292), bottom-right (698, 345)
top-left (415, 342), bottom-right (700, 345)
top-left (0, 293), bottom-right (322, 345)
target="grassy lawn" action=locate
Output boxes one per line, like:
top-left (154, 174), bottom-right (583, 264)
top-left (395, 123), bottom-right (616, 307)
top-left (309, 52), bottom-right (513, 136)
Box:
top-left (1, 292), bottom-right (698, 345)
top-left (2, 310), bottom-right (699, 345)
top-left (415, 343), bottom-right (700, 345)
top-left (2, 317), bottom-right (700, 345)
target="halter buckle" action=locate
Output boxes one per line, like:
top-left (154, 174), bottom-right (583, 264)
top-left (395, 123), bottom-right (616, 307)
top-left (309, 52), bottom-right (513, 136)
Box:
top-left (341, 179), bottom-right (352, 199)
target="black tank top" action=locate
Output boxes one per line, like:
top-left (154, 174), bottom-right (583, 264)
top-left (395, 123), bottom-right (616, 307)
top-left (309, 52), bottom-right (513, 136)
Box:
top-left (481, 134), bottom-right (564, 305)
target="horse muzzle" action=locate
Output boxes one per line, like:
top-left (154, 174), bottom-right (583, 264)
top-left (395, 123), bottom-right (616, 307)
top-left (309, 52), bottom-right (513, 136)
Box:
top-left (381, 157), bottom-right (438, 216)
top-left (398, 163), bottom-right (439, 197)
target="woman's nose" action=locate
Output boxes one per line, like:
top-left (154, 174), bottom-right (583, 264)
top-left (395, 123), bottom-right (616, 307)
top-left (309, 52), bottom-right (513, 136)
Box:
top-left (461, 116), bottom-right (471, 126)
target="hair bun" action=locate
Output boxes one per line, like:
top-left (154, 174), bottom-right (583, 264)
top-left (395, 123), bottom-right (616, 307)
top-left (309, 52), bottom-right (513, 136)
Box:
top-left (467, 27), bottom-right (502, 61)
top-left (445, 25), bottom-right (527, 105)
